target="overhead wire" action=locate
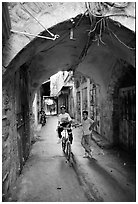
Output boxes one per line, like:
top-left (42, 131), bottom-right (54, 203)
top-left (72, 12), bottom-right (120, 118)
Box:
top-left (99, 20), bottom-right (106, 45)
top-left (10, 29), bottom-right (58, 40)
top-left (105, 14), bottom-right (135, 19)
top-left (13, 3), bottom-right (135, 67)
top-left (85, 2), bottom-right (135, 19)
top-left (74, 9), bottom-right (88, 27)
top-left (108, 28), bottom-right (135, 50)
top-left (11, 2), bottom-right (60, 41)
top-left (88, 18), bottom-right (103, 34)
top-left (86, 2), bottom-right (135, 50)
top-left (27, 10), bottom-right (91, 73)
top-left (30, 11), bottom-right (88, 56)
top-left (20, 3), bottom-right (55, 37)
top-left (105, 18), bottom-right (135, 50)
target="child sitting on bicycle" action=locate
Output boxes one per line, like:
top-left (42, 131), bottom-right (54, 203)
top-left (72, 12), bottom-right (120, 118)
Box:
top-left (81, 110), bottom-right (94, 158)
top-left (57, 105), bottom-right (73, 144)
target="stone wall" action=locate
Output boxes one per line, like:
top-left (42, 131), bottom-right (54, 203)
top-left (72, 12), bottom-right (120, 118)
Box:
top-left (2, 67), bottom-right (35, 201)
top-left (2, 83), bottom-right (19, 201)
top-left (73, 61), bottom-right (135, 147)
top-left (100, 60), bottom-right (135, 145)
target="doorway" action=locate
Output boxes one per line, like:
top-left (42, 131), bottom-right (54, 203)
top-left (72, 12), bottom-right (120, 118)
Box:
top-left (119, 86), bottom-right (136, 151)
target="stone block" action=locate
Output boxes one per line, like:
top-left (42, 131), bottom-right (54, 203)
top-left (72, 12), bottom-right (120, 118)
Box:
top-left (2, 118), bottom-right (7, 127)
top-left (2, 140), bottom-right (11, 161)
top-left (2, 157), bottom-right (10, 179)
top-left (2, 132), bottom-right (9, 141)
top-left (2, 118), bottom-right (10, 127)
top-left (4, 104), bottom-right (11, 111)
top-left (2, 109), bottom-right (6, 115)
top-left (2, 172), bottom-right (10, 202)
top-left (2, 148), bottom-right (8, 162)
top-left (2, 126), bottom-right (9, 135)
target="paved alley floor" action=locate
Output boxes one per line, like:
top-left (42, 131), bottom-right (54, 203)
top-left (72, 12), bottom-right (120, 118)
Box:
top-left (11, 116), bottom-right (88, 202)
top-left (72, 126), bottom-right (136, 202)
top-left (11, 116), bottom-right (136, 202)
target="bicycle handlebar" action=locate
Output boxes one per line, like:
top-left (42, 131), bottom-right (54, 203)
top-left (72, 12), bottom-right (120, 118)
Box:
top-left (62, 127), bottom-right (70, 130)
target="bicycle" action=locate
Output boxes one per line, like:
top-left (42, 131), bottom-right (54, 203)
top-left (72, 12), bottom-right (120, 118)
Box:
top-left (61, 127), bottom-right (72, 161)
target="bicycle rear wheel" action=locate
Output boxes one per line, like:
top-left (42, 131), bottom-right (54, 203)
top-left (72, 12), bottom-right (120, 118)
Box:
top-left (66, 142), bottom-right (71, 161)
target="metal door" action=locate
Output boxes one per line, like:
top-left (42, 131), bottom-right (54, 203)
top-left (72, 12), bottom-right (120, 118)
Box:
top-left (119, 86), bottom-right (136, 151)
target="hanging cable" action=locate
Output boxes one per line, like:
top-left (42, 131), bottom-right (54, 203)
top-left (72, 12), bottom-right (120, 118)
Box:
top-left (109, 29), bottom-right (135, 50)
top-left (99, 20), bottom-right (106, 45)
top-left (108, 26), bottom-right (135, 51)
top-left (10, 29), bottom-right (58, 40)
top-left (105, 19), bottom-right (135, 50)
top-left (85, 2), bottom-right (135, 19)
top-left (20, 3), bottom-right (57, 38)
top-left (88, 18), bottom-right (103, 34)
top-left (74, 9), bottom-right (88, 27)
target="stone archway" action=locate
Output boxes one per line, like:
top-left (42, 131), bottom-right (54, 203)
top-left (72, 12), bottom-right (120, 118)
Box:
top-left (2, 14), bottom-right (135, 145)
top-left (2, 7), bottom-right (136, 200)
top-left (3, 14), bottom-right (135, 96)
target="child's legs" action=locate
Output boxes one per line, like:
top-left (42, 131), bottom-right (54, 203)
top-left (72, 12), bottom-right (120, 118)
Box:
top-left (84, 135), bottom-right (91, 153)
top-left (81, 135), bottom-right (85, 148)
top-left (57, 126), bottom-right (63, 139)
top-left (67, 128), bottom-right (73, 144)
top-left (81, 135), bottom-right (90, 152)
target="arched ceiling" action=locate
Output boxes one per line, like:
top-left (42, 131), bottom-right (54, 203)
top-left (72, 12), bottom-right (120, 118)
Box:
top-left (3, 2), bottom-right (86, 66)
top-left (3, 2), bottom-right (135, 67)
top-left (3, 3), bottom-right (135, 98)
top-left (3, 13), bottom-right (135, 98)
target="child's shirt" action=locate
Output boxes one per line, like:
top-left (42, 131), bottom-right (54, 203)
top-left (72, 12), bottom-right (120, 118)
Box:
top-left (58, 113), bottom-right (72, 124)
top-left (82, 118), bottom-right (94, 135)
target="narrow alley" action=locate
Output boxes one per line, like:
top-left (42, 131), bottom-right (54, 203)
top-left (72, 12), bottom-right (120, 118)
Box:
top-left (10, 116), bottom-right (136, 202)
top-left (10, 116), bottom-right (88, 202)
top-left (2, 2), bottom-right (136, 202)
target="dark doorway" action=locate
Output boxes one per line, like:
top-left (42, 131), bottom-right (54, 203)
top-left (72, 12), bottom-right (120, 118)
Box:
top-left (14, 65), bottom-right (30, 172)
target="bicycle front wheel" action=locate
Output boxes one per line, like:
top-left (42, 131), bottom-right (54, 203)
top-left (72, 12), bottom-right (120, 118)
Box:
top-left (66, 142), bottom-right (71, 161)
top-left (62, 137), bottom-right (66, 152)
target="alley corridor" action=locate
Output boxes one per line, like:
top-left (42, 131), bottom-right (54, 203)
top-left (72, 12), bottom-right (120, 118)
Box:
top-left (2, 2), bottom-right (136, 202)
top-left (10, 116), bottom-right (135, 202)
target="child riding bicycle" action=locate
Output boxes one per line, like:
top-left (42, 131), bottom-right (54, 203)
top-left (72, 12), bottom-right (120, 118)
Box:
top-left (57, 105), bottom-right (73, 144)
